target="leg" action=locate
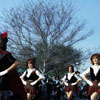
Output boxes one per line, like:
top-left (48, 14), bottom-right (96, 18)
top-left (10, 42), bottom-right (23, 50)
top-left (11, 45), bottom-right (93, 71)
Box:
top-left (66, 92), bottom-right (69, 99)
top-left (27, 93), bottom-right (32, 100)
top-left (66, 91), bottom-right (73, 100)
top-left (91, 92), bottom-right (99, 100)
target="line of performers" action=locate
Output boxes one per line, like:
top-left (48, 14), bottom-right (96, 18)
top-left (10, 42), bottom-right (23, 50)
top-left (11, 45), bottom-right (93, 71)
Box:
top-left (61, 54), bottom-right (100, 100)
top-left (0, 32), bottom-right (100, 100)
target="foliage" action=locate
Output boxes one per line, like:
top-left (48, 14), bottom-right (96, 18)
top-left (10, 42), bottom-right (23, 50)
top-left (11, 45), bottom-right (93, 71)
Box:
top-left (0, 0), bottom-right (93, 75)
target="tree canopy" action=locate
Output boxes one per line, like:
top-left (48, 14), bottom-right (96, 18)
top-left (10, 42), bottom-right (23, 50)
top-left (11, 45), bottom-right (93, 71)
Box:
top-left (0, 0), bottom-right (93, 76)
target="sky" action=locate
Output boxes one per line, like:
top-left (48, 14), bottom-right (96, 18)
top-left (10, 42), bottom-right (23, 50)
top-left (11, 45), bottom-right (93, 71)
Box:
top-left (74, 0), bottom-right (100, 50)
top-left (74, 0), bottom-right (100, 70)
top-left (0, 0), bottom-right (100, 71)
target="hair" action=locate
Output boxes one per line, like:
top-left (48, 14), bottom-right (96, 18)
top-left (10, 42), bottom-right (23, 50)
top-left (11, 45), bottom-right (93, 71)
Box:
top-left (90, 53), bottom-right (100, 65)
top-left (26, 58), bottom-right (36, 67)
top-left (67, 64), bottom-right (74, 72)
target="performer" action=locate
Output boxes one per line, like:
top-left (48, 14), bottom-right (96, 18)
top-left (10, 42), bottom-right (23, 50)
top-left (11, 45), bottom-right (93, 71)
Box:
top-left (61, 65), bottom-right (80, 100)
top-left (20, 58), bottom-right (45, 100)
top-left (80, 53), bottom-right (100, 100)
top-left (53, 76), bottom-right (62, 100)
top-left (0, 32), bottom-right (26, 100)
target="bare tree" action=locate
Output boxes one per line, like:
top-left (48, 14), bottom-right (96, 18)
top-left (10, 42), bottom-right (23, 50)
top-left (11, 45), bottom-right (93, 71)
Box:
top-left (0, 0), bottom-right (93, 74)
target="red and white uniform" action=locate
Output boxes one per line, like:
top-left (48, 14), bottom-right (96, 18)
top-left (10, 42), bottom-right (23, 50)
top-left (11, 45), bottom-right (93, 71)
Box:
top-left (62, 72), bottom-right (80, 92)
top-left (20, 68), bottom-right (45, 94)
top-left (81, 65), bottom-right (100, 95)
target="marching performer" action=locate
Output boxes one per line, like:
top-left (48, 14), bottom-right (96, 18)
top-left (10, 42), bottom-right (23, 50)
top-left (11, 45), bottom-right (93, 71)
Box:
top-left (20, 58), bottom-right (45, 100)
top-left (80, 53), bottom-right (100, 100)
top-left (61, 65), bottom-right (80, 100)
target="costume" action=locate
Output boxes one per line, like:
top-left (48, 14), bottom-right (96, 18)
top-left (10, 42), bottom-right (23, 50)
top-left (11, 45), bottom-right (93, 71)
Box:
top-left (62, 72), bottom-right (80, 92)
top-left (81, 65), bottom-right (100, 96)
top-left (0, 32), bottom-right (26, 99)
top-left (20, 68), bottom-right (45, 95)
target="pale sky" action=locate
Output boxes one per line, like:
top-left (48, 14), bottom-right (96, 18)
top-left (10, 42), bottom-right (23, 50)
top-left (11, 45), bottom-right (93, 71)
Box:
top-left (74, 0), bottom-right (100, 70)
top-left (0, 0), bottom-right (100, 70)
top-left (74, 0), bottom-right (100, 51)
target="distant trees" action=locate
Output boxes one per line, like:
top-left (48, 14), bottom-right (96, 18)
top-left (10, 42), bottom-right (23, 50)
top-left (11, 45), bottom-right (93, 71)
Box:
top-left (0, 0), bottom-right (93, 75)
top-left (35, 44), bottom-right (83, 76)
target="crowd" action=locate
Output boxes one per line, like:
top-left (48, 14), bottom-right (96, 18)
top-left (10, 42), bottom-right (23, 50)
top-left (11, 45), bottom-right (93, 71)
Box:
top-left (0, 32), bottom-right (100, 100)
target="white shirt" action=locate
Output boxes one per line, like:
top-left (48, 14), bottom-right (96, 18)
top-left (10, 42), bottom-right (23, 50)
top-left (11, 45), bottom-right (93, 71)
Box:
top-left (62, 72), bottom-right (80, 81)
top-left (20, 68), bottom-right (45, 79)
top-left (80, 65), bottom-right (100, 77)
top-left (20, 68), bottom-right (45, 85)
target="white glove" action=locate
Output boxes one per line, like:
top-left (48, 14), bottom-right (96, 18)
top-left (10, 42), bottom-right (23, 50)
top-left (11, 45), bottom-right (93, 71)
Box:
top-left (64, 82), bottom-right (68, 86)
top-left (86, 80), bottom-right (93, 86)
top-left (71, 82), bottom-right (77, 86)
top-left (98, 83), bottom-right (100, 86)
top-left (30, 80), bottom-right (38, 86)
top-left (0, 70), bottom-right (8, 76)
top-left (61, 79), bottom-right (68, 86)
top-left (22, 80), bottom-right (27, 85)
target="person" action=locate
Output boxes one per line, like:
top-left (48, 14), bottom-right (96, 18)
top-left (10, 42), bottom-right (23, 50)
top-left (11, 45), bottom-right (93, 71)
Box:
top-left (20, 58), bottom-right (45, 100)
top-left (80, 53), bottom-right (100, 100)
top-left (61, 65), bottom-right (80, 100)
top-left (53, 75), bottom-right (63, 100)
top-left (0, 32), bottom-right (26, 100)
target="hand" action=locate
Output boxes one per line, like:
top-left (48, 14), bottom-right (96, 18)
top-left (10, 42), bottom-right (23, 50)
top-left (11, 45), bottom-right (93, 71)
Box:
top-left (65, 82), bottom-right (68, 86)
top-left (64, 81), bottom-right (68, 86)
top-left (71, 82), bottom-right (77, 86)
top-left (0, 70), bottom-right (8, 76)
top-left (21, 80), bottom-right (27, 85)
top-left (98, 83), bottom-right (100, 86)
top-left (61, 79), bottom-right (65, 83)
top-left (86, 80), bottom-right (93, 86)
top-left (26, 81), bottom-right (31, 86)
top-left (61, 79), bottom-right (68, 86)
top-left (30, 80), bottom-right (38, 86)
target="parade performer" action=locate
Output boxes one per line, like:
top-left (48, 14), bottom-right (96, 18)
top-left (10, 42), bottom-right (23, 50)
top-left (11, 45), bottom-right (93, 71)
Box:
top-left (0, 32), bottom-right (26, 100)
top-left (61, 65), bottom-right (80, 100)
top-left (20, 58), bottom-right (45, 100)
top-left (53, 76), bottom-right (63, 100)
top-left (80, 53), bottom-right (100, 100)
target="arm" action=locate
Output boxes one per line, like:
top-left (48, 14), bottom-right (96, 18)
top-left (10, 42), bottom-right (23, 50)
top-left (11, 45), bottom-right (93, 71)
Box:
top-left (8, 61), bottom-right (19, 72)
top-left (62, 79), bottom-right (68, 86)
top-left (0, 61), bottom-right (19, 76)
top-left (61, 74), bottom-right (66, 81)
top-left (71, 80), bottom-right (80, 86)
top-left (61, 74), bottom-right (68, 86)
top-left (20, 71), bottom-right (27, 85)
top-left (30, 70), bottom-right (45, 86)
top-left (30, 78), bottom-right (41, 86)
top-left (80, 67), bottom-right (90, 82)
top-left (80, 67), bottom-right (93, 86)
top-left (71, 74), bottom-right (81, 86)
